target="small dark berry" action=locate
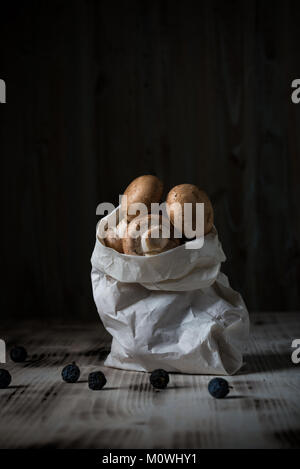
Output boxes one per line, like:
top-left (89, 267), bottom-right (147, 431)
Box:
top-left (88, 371), bottom-right (107, 390)
top-left (0, 369), bottom-right (12, 389)
top-left (150, 369), bottom-right (169, 389)
top-left (208, 377), bottom-right (230, 398)
top-left (10, 346), bottom-right (28, 363)
top-left (61, 363), bottom-right (80, 383)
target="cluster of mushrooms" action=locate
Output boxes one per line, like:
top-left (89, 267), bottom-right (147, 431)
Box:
top-left (99, 175), bottom-right (214, 256)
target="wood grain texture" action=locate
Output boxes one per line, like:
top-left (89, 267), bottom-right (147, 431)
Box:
top-left (1, 1), bottom-right (300, 321)
top-left (0, 312), bottom-right (299, 449)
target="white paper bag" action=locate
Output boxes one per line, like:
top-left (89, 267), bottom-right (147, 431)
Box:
top-left (91, 207), bottom-right (249, 375)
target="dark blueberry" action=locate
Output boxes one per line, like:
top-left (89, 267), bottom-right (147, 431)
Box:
top-left (10, 346), bottom-right (28, 363)
top-left (208, 377), bottom-right (230, 398)
top-left (0, 369), bottom-right (12, 389)
top-left (88, 371), bottom-right (107, 390)
top-left (61, 363), bottom-right (80, 383)
top-left (150, 369), bottom-right (169, 389)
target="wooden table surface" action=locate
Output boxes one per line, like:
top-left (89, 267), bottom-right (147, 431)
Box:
top-left (0, 312), bottom-right (299, 449)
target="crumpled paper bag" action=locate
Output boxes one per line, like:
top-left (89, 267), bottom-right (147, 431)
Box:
top-left (91, 207), bottom-right (249, 375)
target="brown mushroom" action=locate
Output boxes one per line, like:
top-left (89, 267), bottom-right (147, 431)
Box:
top-left (121, 175), bottom-right (163, 222)
top-left (122, 214), bottom-right (180, 256)
top-left (166, 184), bottom-right (214, 237)
top-left (100, 218), bottom-right (128, 253)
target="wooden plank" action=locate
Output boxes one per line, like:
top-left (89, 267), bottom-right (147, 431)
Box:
top-left (0, 312), bottom-right (299, 448)
top-left (1, 2), bottom-right (300, 320)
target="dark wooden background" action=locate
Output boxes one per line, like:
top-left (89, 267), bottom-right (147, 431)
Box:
top-left (0, 0), bottom-right (300, 320)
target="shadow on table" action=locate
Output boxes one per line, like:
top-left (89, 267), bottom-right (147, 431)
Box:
top-left (241, 352), bottom-right (293, 374)
top-left (272, 428), bottom-right (300, 448)
top-left (225, 395), bottom-right (248, 399)
top-left (9, 385), bottom-right (29, 389)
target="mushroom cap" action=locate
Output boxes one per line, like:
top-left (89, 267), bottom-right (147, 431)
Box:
top-left (121, 175), bottom-right (163, 222)
top-left (166, 184), bottom-right (214, 236)
top-left (122, 214), bottom-right (179, 256)
top-left (100, 218), bottom-right (128, 253)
